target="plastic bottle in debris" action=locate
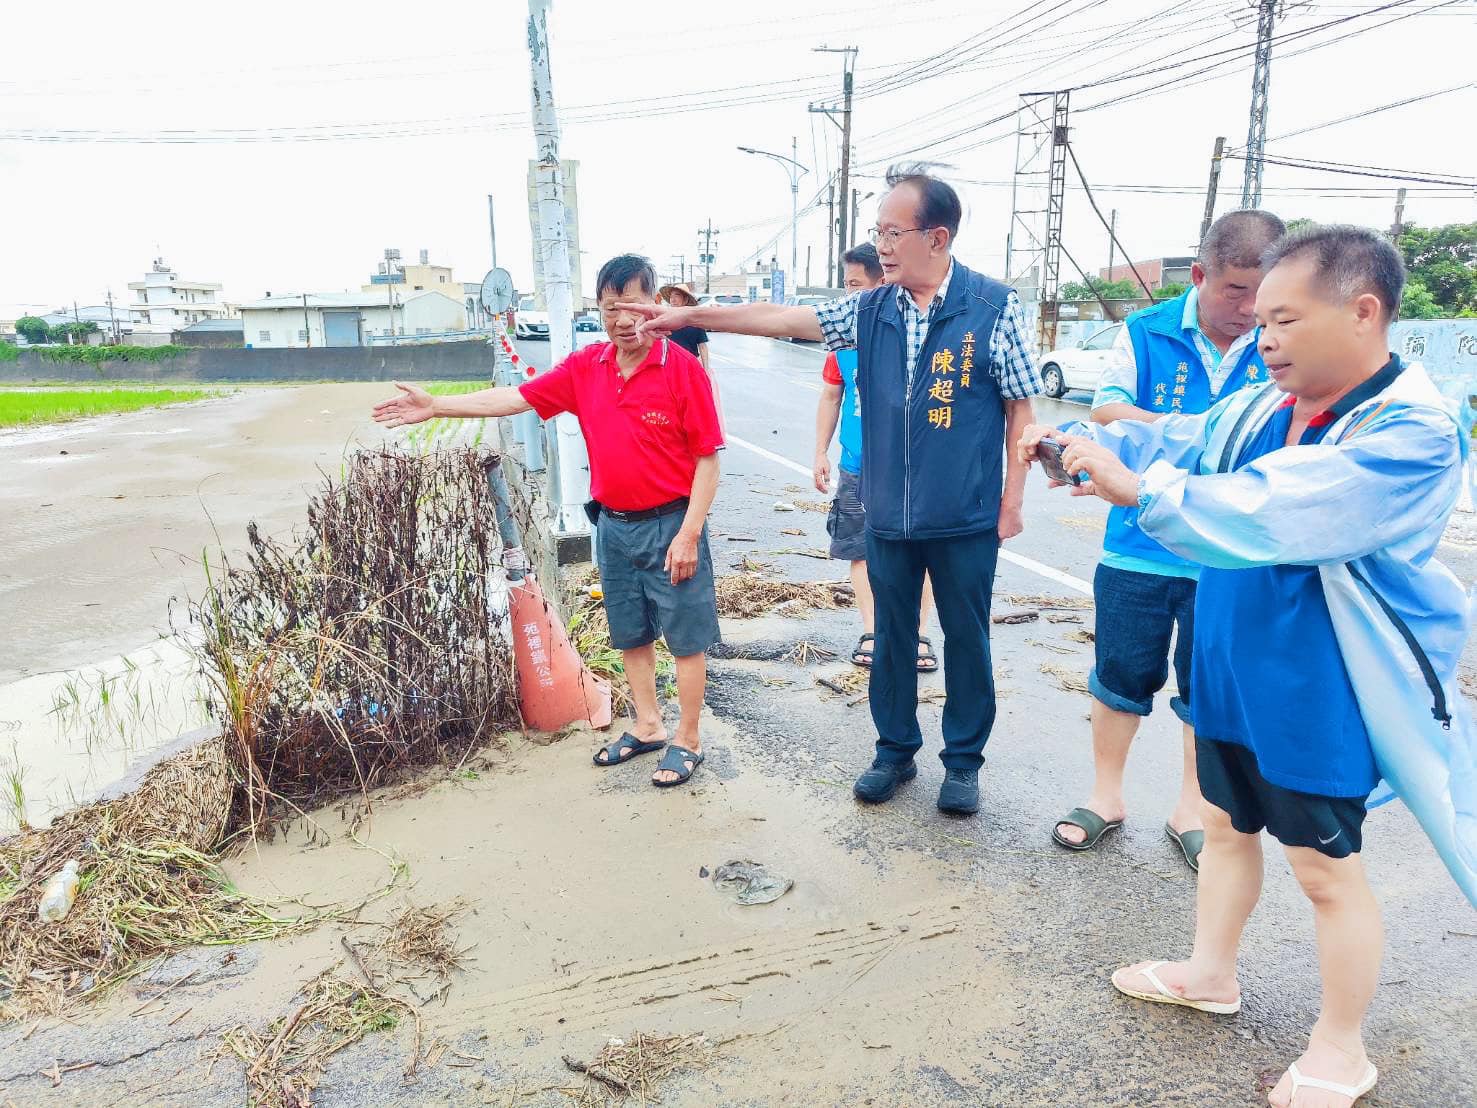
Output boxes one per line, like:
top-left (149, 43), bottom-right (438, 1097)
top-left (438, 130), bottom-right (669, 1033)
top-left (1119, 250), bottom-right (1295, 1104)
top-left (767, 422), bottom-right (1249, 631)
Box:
top-left (37, 859), bottom-right (81, 923)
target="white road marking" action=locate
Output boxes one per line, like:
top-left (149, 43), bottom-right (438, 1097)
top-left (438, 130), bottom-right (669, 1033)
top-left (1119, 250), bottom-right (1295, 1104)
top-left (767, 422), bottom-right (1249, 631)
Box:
top-left (725, 433), bottom-right (1093, 595)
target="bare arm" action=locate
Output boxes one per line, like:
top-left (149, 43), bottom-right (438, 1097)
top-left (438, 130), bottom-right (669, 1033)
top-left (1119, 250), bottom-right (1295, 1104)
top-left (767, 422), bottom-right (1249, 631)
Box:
top-left (665, 453), bottom-right (721, 584)
top-left (1092, 400), bottom-right (1162, 426)
top-left (813, 383), bottom-right (842, 492)
top-left (372, 381), bottom-right (530, 428)
top-left (998, 398), bottom-right (1034, 540)
top-left (696, 343), bottom-right (725, 429)
top-left (619, 301), bottom-right (824, 342)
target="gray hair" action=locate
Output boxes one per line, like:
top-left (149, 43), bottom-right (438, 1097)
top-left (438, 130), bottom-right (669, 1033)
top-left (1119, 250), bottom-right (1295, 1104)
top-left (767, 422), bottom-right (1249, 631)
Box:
top-left (884, 162), bottom-right (962, 244)
top-left (1262, 223), bottom-right (1406, 320)
top-left (1200, 209), bottom-right (1286, 272)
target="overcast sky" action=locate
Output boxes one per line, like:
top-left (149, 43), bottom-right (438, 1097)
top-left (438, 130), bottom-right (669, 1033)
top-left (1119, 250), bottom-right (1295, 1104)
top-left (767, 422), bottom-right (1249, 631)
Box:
top-left (2, 0), bottom-right (1473, 313)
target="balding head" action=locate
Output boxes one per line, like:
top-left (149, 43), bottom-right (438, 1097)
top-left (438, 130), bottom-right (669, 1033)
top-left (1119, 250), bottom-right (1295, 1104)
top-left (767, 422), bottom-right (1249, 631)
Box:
top-left (1200, 210), bottom-right (1286, 274)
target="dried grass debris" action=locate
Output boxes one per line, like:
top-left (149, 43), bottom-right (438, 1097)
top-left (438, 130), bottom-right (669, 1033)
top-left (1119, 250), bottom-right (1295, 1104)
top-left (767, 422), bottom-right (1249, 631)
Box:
top-left (1003, 593), bottom-right (1094, 611)
top-left (1040, 662), bottom-right (1090, 694)
top-left (714, 573), bottom-right (853, 619)
top-left (559, 1032), bottom-right (713, 1106)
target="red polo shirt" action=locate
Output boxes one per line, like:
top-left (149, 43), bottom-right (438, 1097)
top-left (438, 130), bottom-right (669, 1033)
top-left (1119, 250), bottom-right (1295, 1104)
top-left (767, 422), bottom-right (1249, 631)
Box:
top-left (518, 339), bottom-right (724, 511)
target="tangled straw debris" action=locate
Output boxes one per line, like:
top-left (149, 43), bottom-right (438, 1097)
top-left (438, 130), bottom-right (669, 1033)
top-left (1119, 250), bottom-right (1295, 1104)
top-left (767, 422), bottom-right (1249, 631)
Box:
top-left (783, 640), bottom-right (837, 666)
top-left (560, 1032), bottom-right (712, 1106)
top-left (0, 739), bottom-right (324, 1020)
top-left (1003, 593), bottom-right (1094, 611)
top-left (714, 573), bottom-right (853, 619)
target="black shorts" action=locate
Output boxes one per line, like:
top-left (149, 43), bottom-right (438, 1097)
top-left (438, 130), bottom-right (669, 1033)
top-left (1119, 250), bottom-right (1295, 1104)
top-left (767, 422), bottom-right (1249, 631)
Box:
top-left (1089, 564), bottom-right (1196, 725)
top-left (1196, 737), bottom-right (1368, 859)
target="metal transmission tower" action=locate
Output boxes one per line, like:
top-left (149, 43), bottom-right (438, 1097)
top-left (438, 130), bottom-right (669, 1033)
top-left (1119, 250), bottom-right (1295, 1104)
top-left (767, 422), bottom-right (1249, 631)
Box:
top-left (1240, 0), bottom-right (1281, 209)
top-left (1005, 91), bottom-right (1070, 353)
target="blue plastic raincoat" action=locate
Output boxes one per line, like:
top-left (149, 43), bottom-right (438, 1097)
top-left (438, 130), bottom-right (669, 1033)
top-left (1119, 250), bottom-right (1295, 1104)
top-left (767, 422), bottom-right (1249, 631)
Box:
top-left (1068, 361), bottom-right (1477, 906)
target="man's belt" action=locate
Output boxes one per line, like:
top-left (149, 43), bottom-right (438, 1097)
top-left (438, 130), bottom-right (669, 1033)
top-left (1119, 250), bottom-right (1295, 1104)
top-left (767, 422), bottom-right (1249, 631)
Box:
top-left (597, 497), bottom-right (690, 523)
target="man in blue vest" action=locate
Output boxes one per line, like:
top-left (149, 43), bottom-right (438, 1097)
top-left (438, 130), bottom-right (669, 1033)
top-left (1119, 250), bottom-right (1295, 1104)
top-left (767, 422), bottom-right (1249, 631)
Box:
top-left (621, 165), bottom-right (1042, 815)
top-left (1052, 209), bottom-right (1286, 869)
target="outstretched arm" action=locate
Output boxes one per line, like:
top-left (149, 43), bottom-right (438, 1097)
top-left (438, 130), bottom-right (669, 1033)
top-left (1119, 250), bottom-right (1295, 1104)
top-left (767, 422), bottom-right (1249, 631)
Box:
top-left (371, 381), bottom-right (532, 428)
top-left (619, 300), bottom-right (824, 343)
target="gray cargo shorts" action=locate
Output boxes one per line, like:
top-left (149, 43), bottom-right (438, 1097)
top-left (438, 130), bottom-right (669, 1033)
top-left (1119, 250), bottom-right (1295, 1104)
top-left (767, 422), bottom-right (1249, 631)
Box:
top-left (595, 509), bottom-right (721, 657)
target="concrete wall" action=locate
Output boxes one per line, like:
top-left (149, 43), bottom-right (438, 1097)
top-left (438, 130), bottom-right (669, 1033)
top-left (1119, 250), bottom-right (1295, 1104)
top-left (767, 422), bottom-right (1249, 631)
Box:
top-left (0, 341), bottom-right (498, 383)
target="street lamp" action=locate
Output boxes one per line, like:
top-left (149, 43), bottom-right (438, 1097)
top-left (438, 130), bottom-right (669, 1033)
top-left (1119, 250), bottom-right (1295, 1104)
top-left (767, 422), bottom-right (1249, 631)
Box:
top-left (738, 138), bottom-right (808, 298)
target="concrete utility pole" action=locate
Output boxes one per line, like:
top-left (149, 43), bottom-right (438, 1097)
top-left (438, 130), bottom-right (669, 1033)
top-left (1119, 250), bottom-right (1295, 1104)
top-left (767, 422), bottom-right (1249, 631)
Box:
top-left (811, 45), bottom-right (858, 285)
top-left (1107, 209), bottom-right (1117, 277)
top-left (1200, 136), bottom-right (1227, 250)
top-left (1240, 0), bottom-right (1280, 209)
top-left (105, 289), bottom-right (119, 344)
top-left (527, 0), bottom-right (587, 533)
top-left (697, 221), bottom-right (718, 292)
top-left (302, 292), bottom-right (312, 348)
top-left (1389, 187), bottom-right (1408, 242)
top-left (826, 179), bottom-right (835, 280)
top-left (487, 194), bottom-right (498, 270)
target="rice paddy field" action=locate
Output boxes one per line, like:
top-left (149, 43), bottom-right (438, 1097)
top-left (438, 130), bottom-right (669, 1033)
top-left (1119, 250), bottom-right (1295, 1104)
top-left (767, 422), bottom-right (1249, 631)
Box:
top-left (0, 386), bottom-right (217, 428)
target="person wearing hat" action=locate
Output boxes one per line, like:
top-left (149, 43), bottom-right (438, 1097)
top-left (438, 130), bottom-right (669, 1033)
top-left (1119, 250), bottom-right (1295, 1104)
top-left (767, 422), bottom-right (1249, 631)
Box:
top-left (659, 282), bottom-right (723, 427)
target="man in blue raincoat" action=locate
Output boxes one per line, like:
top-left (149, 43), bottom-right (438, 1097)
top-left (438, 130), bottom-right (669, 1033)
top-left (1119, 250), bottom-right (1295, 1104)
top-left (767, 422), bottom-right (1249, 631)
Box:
top-left (1019, 224), bottom-right (1476, 1107)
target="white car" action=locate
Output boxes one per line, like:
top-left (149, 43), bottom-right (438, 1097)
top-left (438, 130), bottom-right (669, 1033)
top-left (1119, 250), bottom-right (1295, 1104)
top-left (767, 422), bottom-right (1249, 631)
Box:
top-left (514, 297), bottom-right (550, 340)
top-left (1039, 322), bottom-right (1122, 398)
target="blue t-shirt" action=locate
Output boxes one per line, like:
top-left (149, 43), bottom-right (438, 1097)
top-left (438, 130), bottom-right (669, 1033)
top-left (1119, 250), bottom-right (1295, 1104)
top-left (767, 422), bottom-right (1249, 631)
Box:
top-left (1192, 403), bottom-right (1378, 798)
top-left (831, 348), bottom-right (863, 474)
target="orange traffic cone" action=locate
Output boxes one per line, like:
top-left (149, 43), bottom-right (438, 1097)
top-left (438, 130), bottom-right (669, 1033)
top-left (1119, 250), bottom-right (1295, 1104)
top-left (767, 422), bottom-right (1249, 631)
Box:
top-left (508, 575), bottom-right (613, 731)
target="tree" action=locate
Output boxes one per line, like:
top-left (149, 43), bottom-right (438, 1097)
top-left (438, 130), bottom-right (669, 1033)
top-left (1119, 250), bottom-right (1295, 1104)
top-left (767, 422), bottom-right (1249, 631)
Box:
top-left (15, 316), bottom-right (48, 344)
top-left (1400, 277), bottom-right (1444, 320)
top-left (47, 321), bottom-right (99, 344)
top-left (1157, 281), bottom-right (1189, 299)
top-left (1059, 278), bottom-right (1143, 301)
top-left (1399, 223), bottom-right (1477, 317)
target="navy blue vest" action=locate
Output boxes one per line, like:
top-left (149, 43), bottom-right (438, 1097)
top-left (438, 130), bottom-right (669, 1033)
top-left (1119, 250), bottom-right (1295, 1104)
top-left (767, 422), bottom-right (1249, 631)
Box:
top-left (855, 263), bottom-right (1009, 540)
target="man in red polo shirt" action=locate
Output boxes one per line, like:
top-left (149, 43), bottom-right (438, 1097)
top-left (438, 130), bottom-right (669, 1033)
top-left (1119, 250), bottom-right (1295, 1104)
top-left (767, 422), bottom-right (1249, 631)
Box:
top-left (372, 254), bottom-right (724, 788)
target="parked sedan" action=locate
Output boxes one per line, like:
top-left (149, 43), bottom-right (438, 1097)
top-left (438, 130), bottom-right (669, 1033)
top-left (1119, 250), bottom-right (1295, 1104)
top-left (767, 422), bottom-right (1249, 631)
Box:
top-left (1039, 322), bottom-right (1122, 398)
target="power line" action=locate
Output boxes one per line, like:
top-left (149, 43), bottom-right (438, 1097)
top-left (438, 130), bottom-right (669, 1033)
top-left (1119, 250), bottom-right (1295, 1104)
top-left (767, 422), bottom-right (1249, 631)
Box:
top-left (1224, 152), bottom-right (1476, 187)
top-left (1257, 81), bottom-right (1477, 145)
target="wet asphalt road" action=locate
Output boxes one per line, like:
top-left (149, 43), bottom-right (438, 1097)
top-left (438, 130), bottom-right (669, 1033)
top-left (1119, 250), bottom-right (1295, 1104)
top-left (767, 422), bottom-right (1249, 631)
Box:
top-left (691, 333), bottom-right (1477, 1105)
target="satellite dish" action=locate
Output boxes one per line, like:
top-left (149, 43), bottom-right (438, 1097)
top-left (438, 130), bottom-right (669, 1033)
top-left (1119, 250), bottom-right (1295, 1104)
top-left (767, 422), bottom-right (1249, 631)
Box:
top-left (480, 268), bottom-right (515, 315)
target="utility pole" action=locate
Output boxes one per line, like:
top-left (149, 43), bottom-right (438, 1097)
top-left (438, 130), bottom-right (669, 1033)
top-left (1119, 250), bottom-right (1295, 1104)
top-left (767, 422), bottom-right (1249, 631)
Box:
top-left (1107, 209), bottom-right (1117, 277)
top-left (106, 289), bottom-right (119, 344)
top-left (1039, 92), bottom-right (1070, 353)
top-left (826, 179), bottom-right (835, 281)
top-left (1240, 0), bottom-right (1280, 209)
top-left (487, 194), bottom-right (498, 269)
top-left (851, 188), bottom-right (861, 249)
top-left (811, 45), bottom-right (858, 285)
top-left (528, 0), bottom-right (580, 517)
top-left (805, 245), bottom-right (812, 288)
top-left (1389, 187), bottom-right (1408, 242)
top-left (1200, 136), bottom-right (1227, 250)
top-left (697, 220), bottom-right (718, 292)
top-left (302, 292), bottom-right (312, 348)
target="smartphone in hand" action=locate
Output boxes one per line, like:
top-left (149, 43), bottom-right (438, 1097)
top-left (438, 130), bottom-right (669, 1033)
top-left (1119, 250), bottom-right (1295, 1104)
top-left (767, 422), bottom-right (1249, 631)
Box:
top-left (1038, 438), bottom-right (1084, 487)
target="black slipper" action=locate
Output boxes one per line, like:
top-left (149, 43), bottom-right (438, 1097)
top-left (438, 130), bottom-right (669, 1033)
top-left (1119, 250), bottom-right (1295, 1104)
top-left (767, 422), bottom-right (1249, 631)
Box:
top-left (594, 732), bottom-right (665, 767)
top-left (851, 633), bottom-right (875, 668)
top-left (916, 636), bottom-right (940, 673)
top-left (1052, 806), bottom-right (1123, 851)
top-left (651, 744), bottom-right (705, 788)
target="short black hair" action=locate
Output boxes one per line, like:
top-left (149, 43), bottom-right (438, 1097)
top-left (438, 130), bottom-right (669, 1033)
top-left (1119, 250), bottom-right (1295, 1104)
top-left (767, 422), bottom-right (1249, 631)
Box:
top-left (884, 163), bottom-right (962, 245)
top-left (1263, 223), bottom-right (1406, 321)
top-left (1199, 209), bottom-right (1286, 271)
top-left (841, 242), bottom-right (883, 282)
top-left (595, 254), bottom-right (656, 301)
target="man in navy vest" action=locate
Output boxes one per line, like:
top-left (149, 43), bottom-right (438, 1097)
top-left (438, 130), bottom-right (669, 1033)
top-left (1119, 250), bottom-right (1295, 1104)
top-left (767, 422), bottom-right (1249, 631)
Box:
top-left (1051, 210), bottom-right (1286, 869)
top-left (621, 165), bottom-right (1042, 815)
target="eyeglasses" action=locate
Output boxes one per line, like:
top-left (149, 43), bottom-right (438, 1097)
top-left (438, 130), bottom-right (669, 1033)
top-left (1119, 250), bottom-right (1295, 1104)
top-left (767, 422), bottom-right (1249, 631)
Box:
top-left (868, 226), bottom-right (931, 246)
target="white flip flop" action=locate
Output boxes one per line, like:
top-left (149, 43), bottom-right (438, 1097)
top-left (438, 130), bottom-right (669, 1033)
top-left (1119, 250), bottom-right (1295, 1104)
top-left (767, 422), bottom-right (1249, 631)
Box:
top-left (1284, 1060), bottom-right (1378, 1105)
top-left (1111, 961), bottom-right (1242, 1015)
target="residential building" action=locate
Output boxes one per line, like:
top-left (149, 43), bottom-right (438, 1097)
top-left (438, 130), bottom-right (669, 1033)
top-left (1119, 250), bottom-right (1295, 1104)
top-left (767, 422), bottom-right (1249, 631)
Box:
top-left (1097, 256), bottom-right (1194, 292)
top-left (525, 159), bottom-right (586, 310)
top-left (239, 291), bottom-right (466, 349)
top-left (128, 258), bottom-right (233, 328)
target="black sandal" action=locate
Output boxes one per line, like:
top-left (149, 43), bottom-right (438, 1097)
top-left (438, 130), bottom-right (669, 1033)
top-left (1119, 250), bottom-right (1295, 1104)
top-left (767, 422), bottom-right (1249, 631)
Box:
top-left (651, 744), bottom-right (705, 788)
top-left (594, 732), bottom-right (665, 767)
top-left (851, 633), bottom-right (876, 668)
top-left (916, 636), bottom-right (940, 673)
top-left (1052, 807), bottom-right (1123, 851)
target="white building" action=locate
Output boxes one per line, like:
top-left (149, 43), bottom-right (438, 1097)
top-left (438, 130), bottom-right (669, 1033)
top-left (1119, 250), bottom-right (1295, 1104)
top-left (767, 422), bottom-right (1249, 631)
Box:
top-left (239, 290), bottom-right (467, 349)
top-left (128, 258), bottom-right (232, 329)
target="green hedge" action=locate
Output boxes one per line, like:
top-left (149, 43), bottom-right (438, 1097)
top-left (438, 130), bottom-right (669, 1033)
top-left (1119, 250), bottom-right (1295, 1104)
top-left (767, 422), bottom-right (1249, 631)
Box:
top-left (0, 342), bottom-right (18, 363)
top-left (33, 344), bottom-right (188, 365)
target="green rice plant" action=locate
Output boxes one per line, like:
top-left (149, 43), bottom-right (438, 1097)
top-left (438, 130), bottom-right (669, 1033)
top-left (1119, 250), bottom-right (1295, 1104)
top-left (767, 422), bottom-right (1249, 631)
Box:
top-left (0, 387), bottom-right (214, 428)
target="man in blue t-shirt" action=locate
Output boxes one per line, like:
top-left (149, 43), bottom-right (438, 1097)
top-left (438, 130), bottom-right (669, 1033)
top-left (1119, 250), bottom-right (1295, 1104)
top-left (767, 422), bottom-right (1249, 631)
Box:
top-left (1019, 225), bottom-right (1458, 1107)
top-left (813, 243), bottom-right (936, 673)
top-left (1053, 209), bottom-right (1285, 872)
